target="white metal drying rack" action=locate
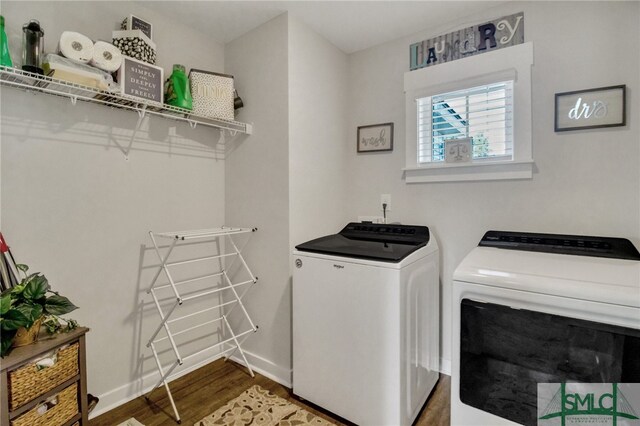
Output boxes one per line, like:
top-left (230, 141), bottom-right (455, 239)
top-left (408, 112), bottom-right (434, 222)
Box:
top-left (145, 226), bottom-right (258, 424)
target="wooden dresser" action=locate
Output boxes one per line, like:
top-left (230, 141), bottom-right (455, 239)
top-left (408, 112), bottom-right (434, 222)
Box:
top-left (1, 327), bottom-right (89, 426)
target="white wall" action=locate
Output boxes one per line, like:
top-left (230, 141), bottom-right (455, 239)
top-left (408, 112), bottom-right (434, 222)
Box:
top-left (1, 1), bottom-right (229, 415)
top-left (347, 1), bottom-right (640, 373)
top-left (223, 14), bottom-right (350, 386)
top-left (288, 16), bottom-right (349, 257)
top-left (224, 14), bottom-right (292, 383)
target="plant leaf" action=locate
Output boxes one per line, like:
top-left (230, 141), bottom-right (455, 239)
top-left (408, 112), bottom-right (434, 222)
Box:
top-left (1, 330), bottom-right (17, 357)
top-left (0, 295), bottom-right (11, 315)
top-left (23, 275), bottom-right (49, 300)
top-left (1, 309), bottom-right (31, 330)
top-left (31, 304), bottom-right (44, 321)
top-left (44, 317), bottom-right (61, 334)
top-left (22, 272), bottom-right (39, 285)
top-left (44, 295), bottom-right (78, 315)
top-left (66, 319), bottom-right (78, 331)
top-left (16, 264), bottom-right (29, 273)
top-left (15, 303), bottom-right (36, 321)
top-left (10, 284), bottom-right (25, 296)
top-left (14, 303), bottom-right (43, 322)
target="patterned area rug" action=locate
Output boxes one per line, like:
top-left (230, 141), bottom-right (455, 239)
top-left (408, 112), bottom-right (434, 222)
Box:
top-left (195, 385), bottom-right (336, 426)
top-left (116, 418), bottom-right (144, 426)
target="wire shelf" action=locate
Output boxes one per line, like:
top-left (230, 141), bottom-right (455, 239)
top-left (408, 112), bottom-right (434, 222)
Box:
top-left (0, 66), bottom-right (252, 135)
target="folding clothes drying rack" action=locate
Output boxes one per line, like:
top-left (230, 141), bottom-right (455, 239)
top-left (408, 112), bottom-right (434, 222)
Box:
top-left (145, 227), bottom-right (258, 423)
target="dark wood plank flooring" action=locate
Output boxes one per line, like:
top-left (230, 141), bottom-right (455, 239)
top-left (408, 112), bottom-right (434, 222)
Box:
top-left (90, 358), bottom-right (450, 425)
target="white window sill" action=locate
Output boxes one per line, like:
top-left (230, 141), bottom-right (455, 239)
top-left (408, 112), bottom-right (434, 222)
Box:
top-left (403, 159), bottom-right (534, 183)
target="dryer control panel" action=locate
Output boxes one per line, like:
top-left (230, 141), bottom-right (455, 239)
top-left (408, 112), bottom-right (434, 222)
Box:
top-left (480, 230), bottom-right (640, 260)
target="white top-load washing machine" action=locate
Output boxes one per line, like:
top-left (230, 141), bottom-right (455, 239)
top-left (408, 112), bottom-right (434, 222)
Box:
top-left (451, 230), bottom-right (640, 426)
top-left (293, 222), bottom-right (440, 425)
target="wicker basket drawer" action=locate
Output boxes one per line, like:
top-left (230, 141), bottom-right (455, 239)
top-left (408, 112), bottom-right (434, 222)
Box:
top-left (11, 382), bottom-right (79, 426)
top-left (8, 342), bottom-right (79, 410)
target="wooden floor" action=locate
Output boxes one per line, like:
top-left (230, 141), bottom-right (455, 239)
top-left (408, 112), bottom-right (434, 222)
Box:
top-left (89, 358), bottom-right (450, 426)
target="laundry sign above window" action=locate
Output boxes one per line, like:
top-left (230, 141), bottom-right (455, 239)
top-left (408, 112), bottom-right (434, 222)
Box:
top-left (409, 12), bottom-right (524, 71)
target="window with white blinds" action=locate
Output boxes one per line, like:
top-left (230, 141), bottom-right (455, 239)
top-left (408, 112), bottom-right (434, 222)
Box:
top-left (417, 81), bottom-right (514, 163)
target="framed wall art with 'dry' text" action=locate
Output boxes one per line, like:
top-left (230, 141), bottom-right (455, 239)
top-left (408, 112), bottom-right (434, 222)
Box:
top-left (554, 85), bottom-right (626, 132)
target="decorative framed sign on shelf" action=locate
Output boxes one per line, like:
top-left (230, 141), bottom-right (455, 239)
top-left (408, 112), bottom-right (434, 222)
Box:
top-left (357, 122), bottom-right (394, 153)
top-left (445, 138), bottom-right (472, 163)
top-left (117, 56), bottom-right (164, 106)
top-left (554, 85), bottom-right (626, 132)
top-left (122, 15), bottom-right (153, 40)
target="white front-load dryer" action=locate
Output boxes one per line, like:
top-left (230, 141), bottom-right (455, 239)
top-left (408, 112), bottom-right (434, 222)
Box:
top-left (451, 230), bottom-right (640, 426)
top-left (292, 222), bottom-right (440, 425)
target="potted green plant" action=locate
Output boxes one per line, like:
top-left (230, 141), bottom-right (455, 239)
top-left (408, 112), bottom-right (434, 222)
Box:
top-left (0, 264), bottom-right (78, 357)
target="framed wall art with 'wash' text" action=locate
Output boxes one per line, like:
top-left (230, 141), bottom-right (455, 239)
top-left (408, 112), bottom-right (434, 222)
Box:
top-left (357, 123), bottom-right (394, 153)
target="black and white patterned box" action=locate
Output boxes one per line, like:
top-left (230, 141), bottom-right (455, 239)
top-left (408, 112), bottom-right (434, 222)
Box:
top-left (112, 30), bottom-right (157, 65)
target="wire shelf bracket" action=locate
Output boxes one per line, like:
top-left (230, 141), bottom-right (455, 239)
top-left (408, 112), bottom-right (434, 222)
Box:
top-left (144, 226), bottom-right (258, 424)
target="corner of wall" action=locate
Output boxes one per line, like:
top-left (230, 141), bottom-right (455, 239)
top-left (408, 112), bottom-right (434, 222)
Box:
top-left (223, 11), bottom-right (292, 384)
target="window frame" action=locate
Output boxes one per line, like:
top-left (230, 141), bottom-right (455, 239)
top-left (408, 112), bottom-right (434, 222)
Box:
top-left (404, 42), bottom-right (534, 183)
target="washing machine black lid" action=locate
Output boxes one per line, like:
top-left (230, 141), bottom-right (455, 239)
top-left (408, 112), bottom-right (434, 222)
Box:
top-left (295, 222), bottom-right (430, 262)
top-left (479, 230), bottom-right (640, 260)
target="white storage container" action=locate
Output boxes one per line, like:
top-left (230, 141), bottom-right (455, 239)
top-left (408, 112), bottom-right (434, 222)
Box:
top-left (189, 69), bottom-right (234, 120)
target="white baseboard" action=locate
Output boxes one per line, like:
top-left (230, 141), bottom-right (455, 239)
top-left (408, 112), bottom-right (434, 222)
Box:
top-left (92, 350), bottom-right (442, 419)
top-left (440, 357), bottom-right (451, 376)
top-left (228, 346), bottom-right (292, 388)
top-left (89, 350), bottom-right (223, 419)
